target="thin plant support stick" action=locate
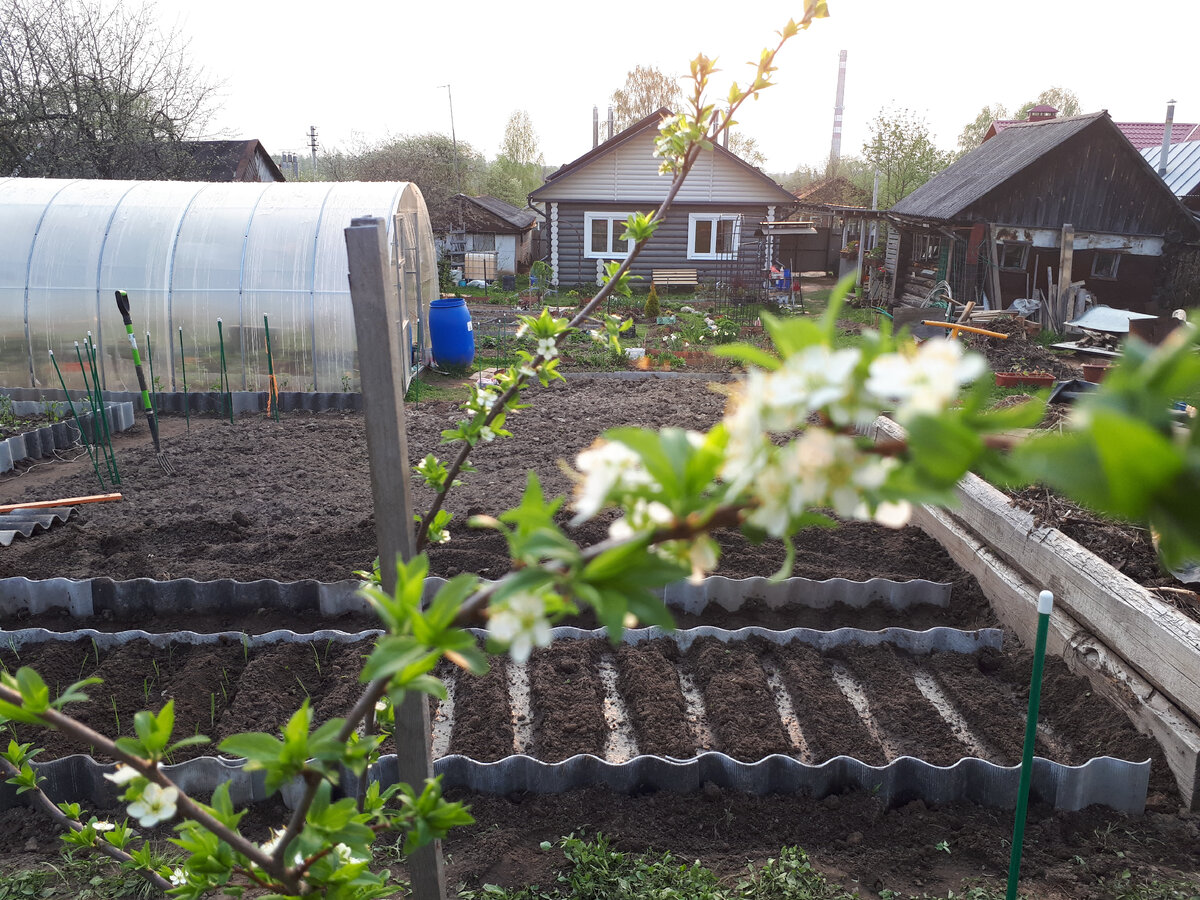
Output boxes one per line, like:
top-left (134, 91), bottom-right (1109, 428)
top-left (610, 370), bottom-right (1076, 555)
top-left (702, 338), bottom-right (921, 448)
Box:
top-left (87, 336), bottom-right (121, 485)
top-left (78, 338), bottom-right (117, 485)
top-left (145, 330), bottom-right (157, 414)
top-left (217, 318), bottom-right (233, 425)
top-left (263, 314), bottom-right (280, 422)
top-left (49, 349), bottom-right (104, 488)
top-left (178, 326), bottom-right (190, 433)
top-left (1006, 589), bottom-right (1054, 900)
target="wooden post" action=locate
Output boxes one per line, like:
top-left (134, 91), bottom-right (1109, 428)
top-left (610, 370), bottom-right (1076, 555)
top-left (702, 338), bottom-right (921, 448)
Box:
top-left (345, 217), bottom-right (444, 899)
top-left (987, 224), bottom-right (1004, 310)
top-left (1057, 224), bottom-right (1075, 333)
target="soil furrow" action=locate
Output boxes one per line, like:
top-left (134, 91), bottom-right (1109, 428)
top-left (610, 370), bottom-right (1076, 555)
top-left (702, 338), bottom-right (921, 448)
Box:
top-left (527, 639), bottom-right (606, 761)
top-left (449, 651), bottom-right (516, 761)
top-left (613, 639), bottom-right (694, 758)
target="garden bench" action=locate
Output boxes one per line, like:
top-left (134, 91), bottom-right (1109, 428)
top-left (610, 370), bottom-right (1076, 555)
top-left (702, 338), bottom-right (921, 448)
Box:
top-left (651, 268), bottom-right (699, 291)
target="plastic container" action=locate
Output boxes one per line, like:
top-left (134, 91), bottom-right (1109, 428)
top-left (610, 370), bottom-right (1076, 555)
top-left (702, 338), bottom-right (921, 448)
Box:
top-left (428, 298), bottom-right (475, 368)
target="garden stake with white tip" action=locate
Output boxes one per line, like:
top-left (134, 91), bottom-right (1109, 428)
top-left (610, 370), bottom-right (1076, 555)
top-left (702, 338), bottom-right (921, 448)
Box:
top-left (145, 330), bottom-right (157, 414)
top-left (217, 317), bottom-right (233, 424)
top-left (1006, 589), bottom-right (1054, 900)
top-left (49, 349), bottom-right (105, 488)
top-left (114, 290), bottom-right (174, 474)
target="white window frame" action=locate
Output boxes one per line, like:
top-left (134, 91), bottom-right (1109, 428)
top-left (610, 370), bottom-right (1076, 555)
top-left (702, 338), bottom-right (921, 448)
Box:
top-left (998, 242), bottom-right (1030, 271)
top-left (583, 211), bottom-right (633, 259)
top-left (687, 213), bottom-right (742, 260)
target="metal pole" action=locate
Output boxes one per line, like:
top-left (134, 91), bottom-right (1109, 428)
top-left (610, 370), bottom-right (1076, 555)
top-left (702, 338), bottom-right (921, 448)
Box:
top-left (1006, 589), bottom-right (1054, 900)
top-left (438, 85), bottom-right (460, 195)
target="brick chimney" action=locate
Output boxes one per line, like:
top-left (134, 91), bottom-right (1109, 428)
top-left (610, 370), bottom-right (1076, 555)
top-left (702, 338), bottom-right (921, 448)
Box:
top-left (1027, 105), bottom-right (1059, 122)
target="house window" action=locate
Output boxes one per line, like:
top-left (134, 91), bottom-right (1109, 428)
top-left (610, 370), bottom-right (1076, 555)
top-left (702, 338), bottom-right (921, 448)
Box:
top-left (472, 233), bottom-right (496, 252)
top-left (998, 242), bottom-right (1029, 271)
top-left (688, 214), bottom-right (741, 259)
top-left (583, 212), bottom-right (633, 259)
top-left (1091, 251), bottom-right (1121, 279)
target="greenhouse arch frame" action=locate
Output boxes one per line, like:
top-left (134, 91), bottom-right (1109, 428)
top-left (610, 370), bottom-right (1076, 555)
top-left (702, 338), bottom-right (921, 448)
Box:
top-left (0, 178), bottom-right (437, 393)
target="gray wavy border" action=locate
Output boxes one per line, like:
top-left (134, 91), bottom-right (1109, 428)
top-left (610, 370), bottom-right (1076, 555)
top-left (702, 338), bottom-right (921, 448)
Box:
top-left (0, 507), bottom-right (76, 546)
top-left (0, 574), bottom-right (950, 620)
top-left (0, 624), bottom-right (1003, 655)
top-left (11, 751), bottom-right (1149, 816)
top-left (0, 401), bottom-right (134, 474)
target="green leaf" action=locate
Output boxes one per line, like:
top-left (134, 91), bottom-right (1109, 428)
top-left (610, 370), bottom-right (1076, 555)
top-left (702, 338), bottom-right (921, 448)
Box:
top-left (217, 732), bottom-right (284, 762)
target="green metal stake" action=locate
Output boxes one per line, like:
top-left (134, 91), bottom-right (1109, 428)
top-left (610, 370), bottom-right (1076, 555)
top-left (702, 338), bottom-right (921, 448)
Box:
top-left (1006, 589), bottom-right (1054, 900)
top-left (82, 336), bottom-right (119, 485)
top-left (263, 314), bottom-right (280, 422)
top-left (145, 331), bottom-right (157, 415)
top-left (177, 326), bottom-right (190, 433)
top-left (217, 318), bottom-right (233, 424)
top-left (50, 350), bottom-right (105, 488)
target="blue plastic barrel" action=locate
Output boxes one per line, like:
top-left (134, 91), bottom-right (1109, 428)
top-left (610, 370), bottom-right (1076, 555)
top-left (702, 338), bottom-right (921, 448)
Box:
top-left (428, 297), bottom-right (475, 368)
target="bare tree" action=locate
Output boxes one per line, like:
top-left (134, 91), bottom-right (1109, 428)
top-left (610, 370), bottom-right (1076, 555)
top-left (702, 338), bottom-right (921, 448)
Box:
top-left (727, 132), bottom-right (767, 167)
top-left (0, 0), bottom-right (220, 179)
top-left (350, 133), bottom-right (487, 222)
top-left (610, 65), bottom-right (683, 131)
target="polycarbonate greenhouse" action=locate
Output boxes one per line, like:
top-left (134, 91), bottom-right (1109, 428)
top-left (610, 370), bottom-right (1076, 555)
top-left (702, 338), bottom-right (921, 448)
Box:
top-left (0, 178), bottom-right (437, 393)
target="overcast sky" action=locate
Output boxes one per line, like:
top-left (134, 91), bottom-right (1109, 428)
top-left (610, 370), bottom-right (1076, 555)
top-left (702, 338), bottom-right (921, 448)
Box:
top-left (166, 0), bottom-right (1199, 175)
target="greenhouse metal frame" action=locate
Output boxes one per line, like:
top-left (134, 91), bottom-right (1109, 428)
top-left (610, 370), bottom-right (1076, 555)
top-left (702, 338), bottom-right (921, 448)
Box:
top-left (0, 178), bottom-right (438, 394)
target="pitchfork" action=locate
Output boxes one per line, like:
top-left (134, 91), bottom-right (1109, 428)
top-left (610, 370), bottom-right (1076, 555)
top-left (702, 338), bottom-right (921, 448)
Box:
top-left (114, 290), bottom-right (176, 474)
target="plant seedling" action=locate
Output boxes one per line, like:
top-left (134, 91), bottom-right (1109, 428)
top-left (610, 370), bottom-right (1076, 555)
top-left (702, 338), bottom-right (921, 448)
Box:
top-left (110, 697), bottom-right (120, 734)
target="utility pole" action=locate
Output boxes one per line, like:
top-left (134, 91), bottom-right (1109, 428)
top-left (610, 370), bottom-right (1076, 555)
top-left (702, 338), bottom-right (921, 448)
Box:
top-left (437, 85), bottom-right (461, 195)
top-left (308, 125), bottom-right (319, 179)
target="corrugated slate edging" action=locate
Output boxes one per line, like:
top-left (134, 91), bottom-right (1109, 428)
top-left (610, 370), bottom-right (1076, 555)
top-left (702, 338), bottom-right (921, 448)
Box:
top-left (11, 750), bottom-right (1149, 818)
top-left (0, 401), bottom-right (134, 474)
top-left (0, 574), bottom-right (951, 619)
top-left (0, 624), bottom-right (1003, 655)
top-left (0, 388), bottom-right (362, 414)
top-left (0, 508), bottom-right (76, 547)
top-left (1, 624), bottom-right (1153, 815)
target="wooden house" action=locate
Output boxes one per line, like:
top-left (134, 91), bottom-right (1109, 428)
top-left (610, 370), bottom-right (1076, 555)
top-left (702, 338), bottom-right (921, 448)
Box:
top-left (886, 111), bottom-right (1200, 313)
top-left (528, 108), bottom-right (796, 287)
top-left (434, 194), bottom-right (538, 277)
top-left (178, 140), bottom-right (285, 182)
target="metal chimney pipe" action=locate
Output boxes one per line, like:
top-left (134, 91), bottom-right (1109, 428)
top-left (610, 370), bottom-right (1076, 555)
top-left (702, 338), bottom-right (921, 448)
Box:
top-left (723, 128), bottom-right (729, 149)
top-left (593, 106), bottom-right (599, 148)
top-left (607, 106), bottom-right (614, 141)
top-left (829, 50), bottom-right (847, 172)
top-left (1159, 99), bottom-right (1176, 176)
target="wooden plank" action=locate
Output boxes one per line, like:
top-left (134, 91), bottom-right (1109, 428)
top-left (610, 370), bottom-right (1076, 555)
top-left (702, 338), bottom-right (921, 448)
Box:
top-left (987, 224), bottom-right (1003, 310)
top-left (345, 217), bottom-right (444, 900)
top-left (1056, 224), bottom-right (1075, 332)
top-left (871, 415), bottom-right (1200, 722)
top-left (908, 500), bottom-right (1200, 809)
top-left (0, 493), bottom-right (122, 513)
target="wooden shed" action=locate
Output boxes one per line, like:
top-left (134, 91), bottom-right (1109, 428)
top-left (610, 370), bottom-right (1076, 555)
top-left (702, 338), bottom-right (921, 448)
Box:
top-left (887, 112), bottom-right (1200, 313)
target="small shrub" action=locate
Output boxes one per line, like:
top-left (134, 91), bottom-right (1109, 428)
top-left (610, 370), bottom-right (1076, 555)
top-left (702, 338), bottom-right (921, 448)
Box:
top-left (644, 284), bottom-right (661, 319)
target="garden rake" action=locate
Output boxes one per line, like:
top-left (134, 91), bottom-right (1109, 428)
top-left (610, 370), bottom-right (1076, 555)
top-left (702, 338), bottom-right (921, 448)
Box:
top-left (114, 290), bottom-right (175, 474)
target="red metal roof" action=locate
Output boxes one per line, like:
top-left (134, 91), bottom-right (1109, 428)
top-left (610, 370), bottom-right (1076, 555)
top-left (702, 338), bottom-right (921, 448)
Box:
top-left (988, 118), bottom-right (1200, 149)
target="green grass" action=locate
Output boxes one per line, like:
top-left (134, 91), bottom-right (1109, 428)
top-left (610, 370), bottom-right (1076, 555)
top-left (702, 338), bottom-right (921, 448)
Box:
top-left (0, 850), bottom-right (158, 900)
top-left (404, 375), bottom-right (472, 404)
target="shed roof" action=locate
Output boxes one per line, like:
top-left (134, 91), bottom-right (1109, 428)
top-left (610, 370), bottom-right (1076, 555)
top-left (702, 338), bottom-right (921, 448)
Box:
top-left (893, 113), bottom-right (1104, 219)
top-left (1140, 141), bottom-right (1200, 197)
top-left (987, 118), bottom-right (1200, 150)
top-left (179, 140), bottom-right (285, 182)
top-left (466, 194), bottom-right (537, 230)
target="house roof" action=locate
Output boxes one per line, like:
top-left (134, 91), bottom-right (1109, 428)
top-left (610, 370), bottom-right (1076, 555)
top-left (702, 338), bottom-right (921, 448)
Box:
top-left (179, 140), bottom-right (285, 182)
top-left (1140, 141), bottom-right (1200, 197)
top-left (530, 107), bottom-right (794, 204)
top-left (464, 195), bottom-right (537, 230)
top-left (793, 176), bottom-right (871, 207)
top-left (987, 117), bottom-right (1200, 150)
top-left (894, 113), bottom-right (1105, 219)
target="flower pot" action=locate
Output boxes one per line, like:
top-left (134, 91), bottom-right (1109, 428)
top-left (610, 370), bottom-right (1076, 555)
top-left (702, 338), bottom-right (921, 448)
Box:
top-left (995, 372), bottom-right (1055, 388)
top-left (1082, 363), bottom-right (1111, 383)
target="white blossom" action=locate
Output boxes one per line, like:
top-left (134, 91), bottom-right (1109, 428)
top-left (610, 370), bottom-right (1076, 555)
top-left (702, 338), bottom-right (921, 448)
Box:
top-left (104, 765), bottom-right (140, 785)
top-left (608, 499), bottom-right (675, 542)
top-left (126, 782), bottom-right (178, 828)
top-left (572, 440), bottom-right (651, 522)
top-left (866, 339), bottom-right (986, 422)
top-left (478, 425), bottom-right (496, 443)
top-left (169, 868), bottom-right (187, 887)
top-left (488, 592), bottom-right (553, 664)
top-left (91, 820), bottom-right (115, 832)
top-left (537, 337), bottom-right (559, 359)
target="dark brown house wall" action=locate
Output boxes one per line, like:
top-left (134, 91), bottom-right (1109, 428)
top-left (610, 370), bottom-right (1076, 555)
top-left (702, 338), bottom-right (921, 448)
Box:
top-left (995, 249), bottom-right (1161, 313)
top-left (964, 126), bottom-right (1196, 238)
